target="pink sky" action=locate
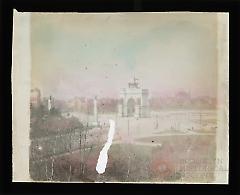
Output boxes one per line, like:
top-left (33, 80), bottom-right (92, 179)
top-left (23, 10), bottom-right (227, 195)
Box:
top-left (31, 13), bottom-right (218, 100)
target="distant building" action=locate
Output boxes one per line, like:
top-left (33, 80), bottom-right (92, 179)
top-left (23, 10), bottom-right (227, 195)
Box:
top-left (66, 97), bottom-right (87, 112)
top-left (175, 90), bottom-right (191, 106)
top-left (118, 78), bottom-right (150, 118)
top-left (192, 96), bottom-right (216, 108)
top-left (30, 88), bottom-right (41, 108)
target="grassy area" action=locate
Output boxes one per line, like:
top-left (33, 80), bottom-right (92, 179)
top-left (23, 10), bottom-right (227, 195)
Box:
top-left (30, 133), bottom-right (216, 183)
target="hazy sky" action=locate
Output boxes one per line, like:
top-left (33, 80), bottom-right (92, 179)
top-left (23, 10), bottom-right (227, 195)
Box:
top-left (31, 12), bottom-right (218, 100)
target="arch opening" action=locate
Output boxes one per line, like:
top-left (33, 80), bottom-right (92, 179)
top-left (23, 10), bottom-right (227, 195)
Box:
top-left (127, 98), bottom-right (135, 117)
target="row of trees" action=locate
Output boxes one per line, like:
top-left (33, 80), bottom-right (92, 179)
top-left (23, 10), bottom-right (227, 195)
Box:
top-left (53, 97), bottom-right (119, 114)
top-left (150, 96), bottom-right (216, 110)
top-left (30, 101), bottom-right (100, 181)
top-left (51, 96), bottom-right (216, 114)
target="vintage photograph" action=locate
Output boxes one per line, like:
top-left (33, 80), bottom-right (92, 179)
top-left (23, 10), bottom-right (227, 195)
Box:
top-left (12, 11), bottom-right (229, 183)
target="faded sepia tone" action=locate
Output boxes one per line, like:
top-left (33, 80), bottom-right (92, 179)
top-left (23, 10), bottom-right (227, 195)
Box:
top-left (12, 11), bottom-right (229, 183)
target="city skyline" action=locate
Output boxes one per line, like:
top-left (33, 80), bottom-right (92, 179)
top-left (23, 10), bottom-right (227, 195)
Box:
top-left (31, 86), bottom-right (217, 102)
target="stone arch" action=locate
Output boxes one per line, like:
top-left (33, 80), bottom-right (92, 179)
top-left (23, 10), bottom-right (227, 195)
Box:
top-left (127, 98), bottom-right (136, 117)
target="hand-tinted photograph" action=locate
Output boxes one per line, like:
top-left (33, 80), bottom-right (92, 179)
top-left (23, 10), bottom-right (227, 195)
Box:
top-left (12, 11), bottom-right (229, 183)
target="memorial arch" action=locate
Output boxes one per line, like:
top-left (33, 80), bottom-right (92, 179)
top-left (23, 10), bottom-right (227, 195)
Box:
top-left (118, 78), bottom-right (150, 118)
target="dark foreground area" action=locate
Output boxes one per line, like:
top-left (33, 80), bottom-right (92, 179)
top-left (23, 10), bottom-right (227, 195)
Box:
top-left (30, 134), bottom-right (216, 183)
